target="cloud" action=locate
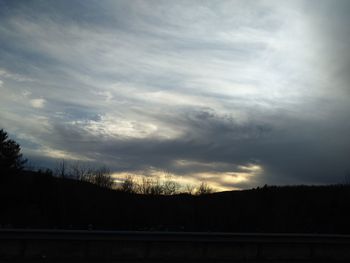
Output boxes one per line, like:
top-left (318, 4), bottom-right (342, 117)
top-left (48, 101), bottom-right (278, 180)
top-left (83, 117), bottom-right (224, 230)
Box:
top-left (1, 1), bottom-right (350, 189)
top-left (0, 68), bottom-right (33, 82)
top-left (30, 98), bottom-right (46, 109)
top-left (112, 163), bottom-right (263, 192)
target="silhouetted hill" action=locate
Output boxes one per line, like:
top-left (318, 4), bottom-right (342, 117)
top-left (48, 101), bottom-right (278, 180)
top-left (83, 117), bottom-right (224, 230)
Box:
top-left (1, 171), bottom-right (350, 233)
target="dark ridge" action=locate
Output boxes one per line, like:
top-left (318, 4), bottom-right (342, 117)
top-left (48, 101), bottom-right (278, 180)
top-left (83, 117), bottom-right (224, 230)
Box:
top-left (1, 170), bottom-right (350, 233)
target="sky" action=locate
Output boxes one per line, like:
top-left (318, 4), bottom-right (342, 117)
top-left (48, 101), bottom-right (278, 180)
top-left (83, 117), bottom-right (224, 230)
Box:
top-left (1, 0), bottom-right (350, 190)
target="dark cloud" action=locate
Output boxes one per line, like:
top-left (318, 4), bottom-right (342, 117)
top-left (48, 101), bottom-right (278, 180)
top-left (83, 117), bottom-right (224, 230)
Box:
top-left (1, 0), bottom-right (350, 189)
top-left (30, 105), bottom-right (348, 188)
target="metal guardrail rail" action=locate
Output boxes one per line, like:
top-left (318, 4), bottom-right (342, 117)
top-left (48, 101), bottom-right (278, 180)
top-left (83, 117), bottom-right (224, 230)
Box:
top-left (2, 229), bottom-right (350, 262)
top-left (1, 229), bottom-right (350, 244)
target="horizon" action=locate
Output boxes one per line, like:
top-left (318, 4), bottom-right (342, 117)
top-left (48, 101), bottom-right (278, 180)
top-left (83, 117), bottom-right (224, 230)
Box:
top-left (1, 0), bottom-right (350, 190)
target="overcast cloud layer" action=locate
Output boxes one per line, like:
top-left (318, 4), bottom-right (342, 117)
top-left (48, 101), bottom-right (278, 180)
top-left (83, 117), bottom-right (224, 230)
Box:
top-left (1, 0), bottom-right (350, 189)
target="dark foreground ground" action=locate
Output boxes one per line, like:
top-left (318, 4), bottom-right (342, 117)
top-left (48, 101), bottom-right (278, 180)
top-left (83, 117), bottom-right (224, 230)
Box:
top-left (1, 171), bottom-right (350, 234)
top-left (1, 229), bottom-right (350, 262)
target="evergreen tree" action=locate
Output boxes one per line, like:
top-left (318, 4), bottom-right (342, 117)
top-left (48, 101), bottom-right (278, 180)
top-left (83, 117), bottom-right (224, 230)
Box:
top-left (0, 129), bottom-right (27, 173)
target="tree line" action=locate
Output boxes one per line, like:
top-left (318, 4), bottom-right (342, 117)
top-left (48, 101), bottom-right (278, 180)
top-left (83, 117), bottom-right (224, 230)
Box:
top-left (0, 128), bottom-right (213, 195)
top-left (2, 128), bottom-right (350, 233)
top-left (51, 160), bottom-right (213, 195)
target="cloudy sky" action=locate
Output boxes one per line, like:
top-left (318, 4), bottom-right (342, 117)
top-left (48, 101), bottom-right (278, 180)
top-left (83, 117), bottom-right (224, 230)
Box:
top-left (1, 0), bottom-right (350, 190)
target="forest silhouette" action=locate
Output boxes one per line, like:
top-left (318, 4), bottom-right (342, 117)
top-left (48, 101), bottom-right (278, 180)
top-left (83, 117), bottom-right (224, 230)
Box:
top-left (1, 128), bottom-right (350, 233)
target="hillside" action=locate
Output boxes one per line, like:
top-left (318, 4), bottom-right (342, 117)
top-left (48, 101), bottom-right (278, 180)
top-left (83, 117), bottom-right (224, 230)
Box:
top-left (1, 171), bottom-right (350, 233)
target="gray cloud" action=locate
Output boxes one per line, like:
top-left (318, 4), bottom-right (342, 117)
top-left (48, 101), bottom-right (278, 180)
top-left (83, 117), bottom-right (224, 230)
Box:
top-left (1, 0), bottom-right (349, 189)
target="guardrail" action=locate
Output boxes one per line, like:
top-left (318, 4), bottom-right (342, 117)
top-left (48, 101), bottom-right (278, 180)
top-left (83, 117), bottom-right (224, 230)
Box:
top-left (1, 229), bottom-right (350, 262)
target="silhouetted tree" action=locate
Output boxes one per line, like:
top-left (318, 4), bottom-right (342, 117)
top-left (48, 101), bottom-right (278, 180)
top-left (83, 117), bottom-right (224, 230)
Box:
top-left (162, 175), bottom-right (180, 195)
top-left (121, 175), bottom-right (136, 193)
top-left (150, 177), bottom-right (164, 195)
top-left (70, 161), bottom-right (93, 181)
top-left (196, 181), bottom-right (213, 195)
top-left (90, 166), bottom-right (115, 189)
top-left (37, 168), bottom-right (53, 177)
top-left (0, 129), bottom-right (27, 173)
top-left (138, 177), bottom-right (164, 195)
top-left (344, 171), bottom-right (350, 185)
top-left (55, 160), bottom-right (67, 178)
top-left (185, 184), bottom-right (196, 195)
top-left (138, 177), bottom-right (153, 194)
